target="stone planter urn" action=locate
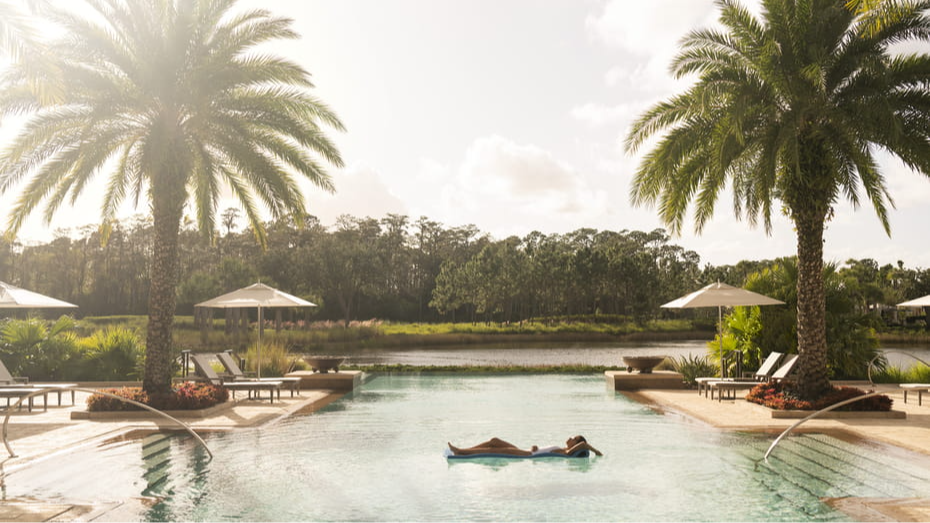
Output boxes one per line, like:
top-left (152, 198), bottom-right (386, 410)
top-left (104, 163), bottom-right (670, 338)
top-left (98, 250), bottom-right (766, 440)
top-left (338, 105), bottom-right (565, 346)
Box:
top-left (622, 356), bottom-right (667, 374)
top-left (304, 356), bottom-right (344, 374)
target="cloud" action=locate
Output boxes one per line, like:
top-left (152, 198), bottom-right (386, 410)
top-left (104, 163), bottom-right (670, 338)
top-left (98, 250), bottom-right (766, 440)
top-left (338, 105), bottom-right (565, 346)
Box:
top-left (585, 0), bottom-right (716, 55)
top-left (409, 135), bottom-right (611, 237)
top-left (570, 102), bottom-right (637, 127)
top-left (459, 136), bottom-right (581, 197)
top-left (303, 162), bottom-right (408, 223)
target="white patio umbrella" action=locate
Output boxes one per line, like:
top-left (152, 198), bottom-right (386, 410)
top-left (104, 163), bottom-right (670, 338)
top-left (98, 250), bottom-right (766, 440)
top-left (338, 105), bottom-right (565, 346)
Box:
top-left (196, 282), bottom-right (316, 378)
top-left (662, 282), bottom-right (785, 377)
top-left (898, 294), bottom-right (930, 308)
top-left (0, 281), bottom-right (78, 309)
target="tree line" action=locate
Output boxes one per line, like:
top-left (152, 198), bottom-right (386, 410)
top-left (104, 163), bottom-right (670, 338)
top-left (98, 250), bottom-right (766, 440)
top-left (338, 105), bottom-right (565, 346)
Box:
top-left (3, 212), bottom-right (930, 327)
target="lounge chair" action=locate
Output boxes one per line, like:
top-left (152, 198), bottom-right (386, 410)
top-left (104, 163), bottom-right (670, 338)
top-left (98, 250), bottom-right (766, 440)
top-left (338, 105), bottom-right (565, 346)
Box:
top-left (216, 351), bottom-right (301, 397)
top-left (189, 353), bottom-right (282, 403)
top-left (0, 358), bottom-right (76, 406)
top-left (0, 358), bottom-right (28, 385)
top-left (899, 383), bottom-right (930, 405)
top-left (0, 387), bottom-right (47, 412)
top-left (696, 352), bottom-right (785, 397)
top-left (709, 354), bottom-right (799, 402)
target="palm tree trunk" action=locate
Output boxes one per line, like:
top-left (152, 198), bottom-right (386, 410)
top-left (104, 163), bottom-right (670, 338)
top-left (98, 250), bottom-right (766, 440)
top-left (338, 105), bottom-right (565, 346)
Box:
top-left (794, 210), bottom-right (831, 399)
top-left (143, 175), bottom-right (185, 395)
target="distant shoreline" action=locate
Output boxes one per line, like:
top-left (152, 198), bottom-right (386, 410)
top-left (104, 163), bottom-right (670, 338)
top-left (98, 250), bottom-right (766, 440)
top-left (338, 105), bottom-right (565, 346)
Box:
top-left (318, 329), bottom-right (713, 350)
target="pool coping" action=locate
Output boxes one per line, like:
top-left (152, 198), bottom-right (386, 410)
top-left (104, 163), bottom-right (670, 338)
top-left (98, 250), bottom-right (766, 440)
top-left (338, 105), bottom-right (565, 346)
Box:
top-left (69, 399), bottom-right (235, 420)
top-left (744, 400), bottom-right (908, 419)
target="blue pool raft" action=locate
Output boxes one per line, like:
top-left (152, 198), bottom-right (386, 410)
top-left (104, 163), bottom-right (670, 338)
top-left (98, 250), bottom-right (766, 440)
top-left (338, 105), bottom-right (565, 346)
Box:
top-left (443, 448), bottom-right (590, 459)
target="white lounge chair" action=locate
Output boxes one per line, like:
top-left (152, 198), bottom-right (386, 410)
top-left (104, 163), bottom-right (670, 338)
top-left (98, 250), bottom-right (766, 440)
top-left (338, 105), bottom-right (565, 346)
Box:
top-left (216, 351), bottom-right (301, 397)
top-left (899, 383), bottom-right (930, 405)
top-left (696, 352), bottom-right (785, 397)
top-left (0, 387), bottom-right (47, 412)
top-left (0, 358), bottom-right (77, 406)
top-left (709, 355), bottom-right (799, 402)
top-left (189, 354), bottom-right (282, 403)
top-left (0, 359), bottom-right (28, 385)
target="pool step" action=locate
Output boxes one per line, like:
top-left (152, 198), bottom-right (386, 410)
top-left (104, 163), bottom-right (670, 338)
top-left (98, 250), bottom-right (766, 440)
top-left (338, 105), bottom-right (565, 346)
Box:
top-left (141, 433), bottom-right (172, 461)
top-left (141, 434), bottom-right (179, 494)
top-left (735, 434), bottom-right (930, 502)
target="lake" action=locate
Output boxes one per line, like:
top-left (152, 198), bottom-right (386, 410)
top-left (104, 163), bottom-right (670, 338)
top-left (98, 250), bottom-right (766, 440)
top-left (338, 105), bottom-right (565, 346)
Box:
top-left (326, 340), bottom-right (930, 368)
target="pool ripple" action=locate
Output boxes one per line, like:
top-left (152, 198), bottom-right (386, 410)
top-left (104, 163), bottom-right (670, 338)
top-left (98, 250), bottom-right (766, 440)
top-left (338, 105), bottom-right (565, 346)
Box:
top-left (4, 374), bottom-right (930, 522)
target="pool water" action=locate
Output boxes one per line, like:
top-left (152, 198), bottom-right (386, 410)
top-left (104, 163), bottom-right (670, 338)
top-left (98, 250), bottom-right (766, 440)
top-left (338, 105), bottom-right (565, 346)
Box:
top-left (5, 374), bottom-right (930, 521)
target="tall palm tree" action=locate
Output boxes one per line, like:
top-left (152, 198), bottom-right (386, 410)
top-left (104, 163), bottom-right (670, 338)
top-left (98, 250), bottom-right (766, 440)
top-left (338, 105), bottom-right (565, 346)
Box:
top-left (626, 0), bottom-right (930, 399)
top-left (0, 0), bottom-right (344, 394)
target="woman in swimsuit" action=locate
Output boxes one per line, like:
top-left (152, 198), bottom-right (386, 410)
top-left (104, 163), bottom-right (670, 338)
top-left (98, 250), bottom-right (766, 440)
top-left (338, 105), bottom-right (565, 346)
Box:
top-left (448, 435), bottom-right (602, 456)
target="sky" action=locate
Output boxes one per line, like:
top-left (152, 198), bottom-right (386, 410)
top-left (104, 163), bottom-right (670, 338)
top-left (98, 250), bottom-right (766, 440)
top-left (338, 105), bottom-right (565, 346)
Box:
top-left (3, 0), bottom-right (930, 268)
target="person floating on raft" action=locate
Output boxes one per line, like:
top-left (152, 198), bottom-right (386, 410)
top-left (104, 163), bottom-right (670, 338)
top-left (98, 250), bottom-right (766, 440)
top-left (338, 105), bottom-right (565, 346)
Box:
top-left (447, 436), bottom-right (602, 457)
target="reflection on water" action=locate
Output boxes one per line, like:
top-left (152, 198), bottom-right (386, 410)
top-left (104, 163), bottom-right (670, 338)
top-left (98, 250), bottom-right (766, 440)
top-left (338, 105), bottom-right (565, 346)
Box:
top-left (335, 340), bottom-right (707, 366)
top-left (329, 340), bottom-right (930, 368)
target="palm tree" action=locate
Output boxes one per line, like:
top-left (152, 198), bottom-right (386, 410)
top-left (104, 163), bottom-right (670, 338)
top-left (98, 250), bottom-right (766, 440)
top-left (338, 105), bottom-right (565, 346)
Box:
top-left (626, 0), bottom-right (930, 399)
top-left (0, 0), bottom-right (344, 394)
top-left (0, 0), bottom-right (62, 103)
top-left (0, 0), bottom-right (39, 60)
top-left (847, 0), bottom-right (910, 33)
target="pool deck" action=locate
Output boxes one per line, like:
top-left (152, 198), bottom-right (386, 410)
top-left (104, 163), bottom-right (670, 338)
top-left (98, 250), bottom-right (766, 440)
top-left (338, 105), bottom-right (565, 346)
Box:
top-left (2, 377), bottom-right (930, 522)
top-left (624, 381), bottom-right (930, 456)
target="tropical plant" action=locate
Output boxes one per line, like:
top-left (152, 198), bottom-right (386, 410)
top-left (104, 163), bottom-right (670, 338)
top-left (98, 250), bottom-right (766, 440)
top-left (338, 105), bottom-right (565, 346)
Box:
top-left (728, 258), bottom-right (885, 380)
top-left (0, 315), bottom-right (80, 380)
top-left (625, 0), bottom-right (930, 399)
top-left (712, 305), bottom-right (764, 371)
top-left (673, 354), bottom-right (718, 386)
top-left (79, 326), bottom-right (145, 381)
top-left (243, 339), bottom-right (296, 377)
top-left (0, 0), bottom-right (344, 394)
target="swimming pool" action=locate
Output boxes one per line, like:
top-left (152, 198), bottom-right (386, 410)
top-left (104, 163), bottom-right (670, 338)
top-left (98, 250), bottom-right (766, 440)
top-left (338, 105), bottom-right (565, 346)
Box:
top-left (5, 374), bottom-right (930, 521)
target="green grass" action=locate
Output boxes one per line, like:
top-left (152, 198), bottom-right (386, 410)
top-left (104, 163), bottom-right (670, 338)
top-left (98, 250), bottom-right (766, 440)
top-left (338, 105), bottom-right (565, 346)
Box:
top-left (871, 364), bottom-right (930, 384)
top-left (75, 315), bottom-right (703, 351)
top-left (380, 319), bottom-right (694, 336)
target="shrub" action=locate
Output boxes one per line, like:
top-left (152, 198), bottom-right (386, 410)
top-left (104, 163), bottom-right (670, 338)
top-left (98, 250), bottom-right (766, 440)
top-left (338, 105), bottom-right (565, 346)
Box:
top-left (673, 354), bottom-right (717, 386)
top-left (243, 339), bottom-right (298, 377)
top-left (745, 381), bottom-right (892, 411)
top-left (872, 364), bottom-right (930, 384)
top-left (0, 316), bottom-right (82, 381)
top-left (80, 326), bottom-right (145, 380)
top-left (86, 383), bottom-right (228, 412)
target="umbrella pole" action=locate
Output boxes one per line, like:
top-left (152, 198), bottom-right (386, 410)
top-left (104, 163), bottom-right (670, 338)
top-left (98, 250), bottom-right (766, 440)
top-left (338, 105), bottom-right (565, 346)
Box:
top-left (718, 305), bottom-right (724, 378)
top-left (257, 306), bottom-right (263, 379)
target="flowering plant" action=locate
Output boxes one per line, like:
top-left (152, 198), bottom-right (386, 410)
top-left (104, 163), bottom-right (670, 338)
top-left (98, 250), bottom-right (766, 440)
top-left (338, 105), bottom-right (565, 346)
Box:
top-left (87, 382), bottom-right (229, 411)
top-left (746, 381), bottom-right (892, 411)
